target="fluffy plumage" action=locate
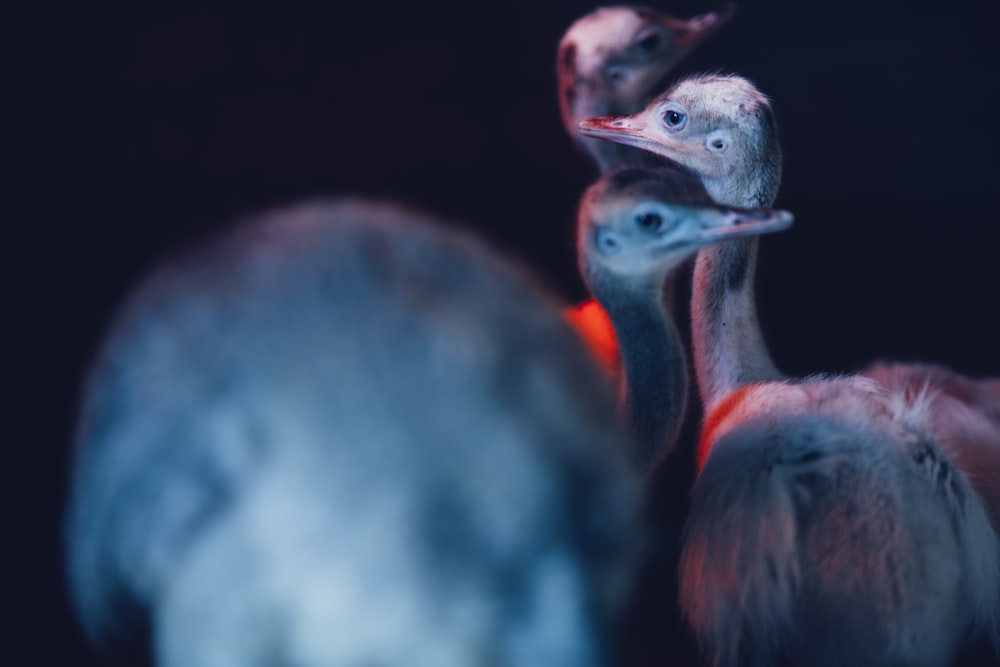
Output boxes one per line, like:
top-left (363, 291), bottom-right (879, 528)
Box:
top-left (865, 362), bottom-right (1000, 532)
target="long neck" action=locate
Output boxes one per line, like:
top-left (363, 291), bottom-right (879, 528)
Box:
top-left (592, 276), bottom-right (687, 469)
top-left (692, 236), bottom-right (782, 412)
top-left (692, 148), bottom-right (783, 411)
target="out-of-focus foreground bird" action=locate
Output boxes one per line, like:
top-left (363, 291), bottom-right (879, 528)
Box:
top-left (64, 199), bottom-right (640, 667)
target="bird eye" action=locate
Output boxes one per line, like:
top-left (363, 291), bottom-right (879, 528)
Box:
top-left (635, 211), bottom-right (663, 233)
top-left (607, 67), bottom-right (626, 84)
top-left (635, 29), bottom-right (662, 53)
top-left (663, 109), bottom-right (686, 129)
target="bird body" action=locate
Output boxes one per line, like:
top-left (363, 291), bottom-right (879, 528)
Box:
top-left (864, 362), bottom-right (1000, 532)
top-left (581, 73), bottom-right (1000, 665)
top-left (64, 199), bottom-right (639, 667)
top-left (685, 373), bottom-right (998, 667)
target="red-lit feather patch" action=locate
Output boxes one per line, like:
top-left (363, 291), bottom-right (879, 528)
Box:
top-left (564, 298), bottom-right (621, 382)
top-left (696, 384), bottom-right (755, 473)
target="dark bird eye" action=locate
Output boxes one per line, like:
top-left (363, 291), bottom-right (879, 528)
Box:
top-left (664, 110), bottom-right (686, 128)
top-left (636, 211), bottom-right (663, 232)
top-left (636, 31), bottom-right (662, 53)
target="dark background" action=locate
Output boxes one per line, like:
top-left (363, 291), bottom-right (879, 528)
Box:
top-left (11, 0), bottom-right (1000, 664)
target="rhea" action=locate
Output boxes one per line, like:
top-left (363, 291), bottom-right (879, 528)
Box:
top-left (581, 74), bottom-right (1000, 665)
top-left (577, 165), bottom-right (792, 471)
top-left (63, 200), bottom-right (640, 667)
top-left (557, 3), bottom-right (735, 172)
top-left (582, 74), bottom-right (1000, 536)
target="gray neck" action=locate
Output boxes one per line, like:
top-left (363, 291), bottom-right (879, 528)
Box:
top-left (590, 273), bottom-right (687, 469)
top-left (692, 151), bottom-right (783, 411)
top-left (692, 236), bottom-right (783, 412)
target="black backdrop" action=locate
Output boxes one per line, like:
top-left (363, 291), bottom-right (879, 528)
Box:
top-left (11, 1), bottom-right (1000, 663)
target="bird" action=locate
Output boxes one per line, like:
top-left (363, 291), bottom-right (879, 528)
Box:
top-left (557, 3), bottom-right (736, 173)
top-left (580, 73), bottom-right (1000, 666)
top-left (558, 4), bottom-right (736, 379)
top-left (581, 71), bottom-right (1000, 537)
top-left (576, 164), bottom-right (792, 472)
top-left (63, 199), bottom-right (641, 667)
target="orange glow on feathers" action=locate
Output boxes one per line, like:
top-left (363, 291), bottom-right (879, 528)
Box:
top-left (564, 298), bottom-right (621, 381)
top-left (696, 384), bottom-right (755, 473)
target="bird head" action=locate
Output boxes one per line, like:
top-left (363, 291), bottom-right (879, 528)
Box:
top-left (579, 73), bottom-right (782, 207)
top-left (578, 166), bottom-right (792, 290)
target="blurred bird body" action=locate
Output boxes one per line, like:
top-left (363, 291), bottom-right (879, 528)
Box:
top-left (65, 200), bottom-right (639, 667)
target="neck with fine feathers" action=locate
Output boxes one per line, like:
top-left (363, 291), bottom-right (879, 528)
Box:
top-left (590, 273), bottom-right (687, 469)
top-left (691, 124), bottom-right (784, 412)
top-left (692, 237), bottom-right (782, 412)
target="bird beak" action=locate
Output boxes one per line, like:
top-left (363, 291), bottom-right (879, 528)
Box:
top-left (699, 208), bottom-right (794, 244)
top-left (663, 3), bottom-right (737, 52)
top-left (578, 112), bottom-right (661, 154)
